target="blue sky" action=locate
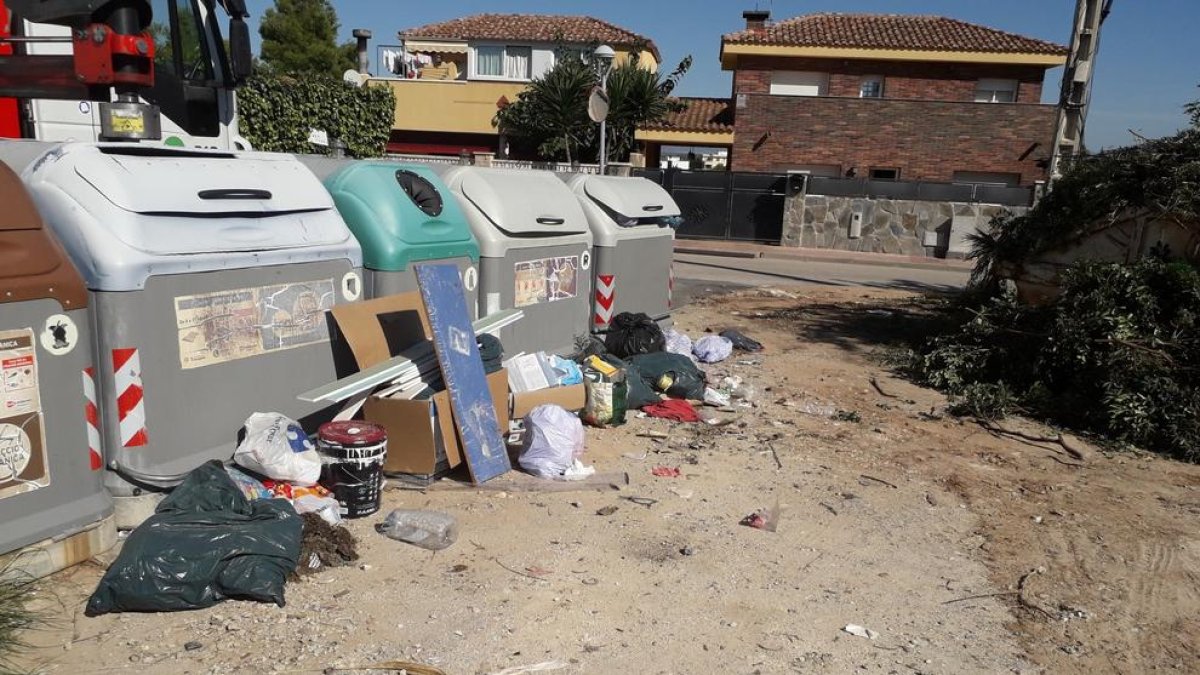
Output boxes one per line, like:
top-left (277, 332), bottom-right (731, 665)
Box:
top-left (243, 0), bottom-right (1199, 149)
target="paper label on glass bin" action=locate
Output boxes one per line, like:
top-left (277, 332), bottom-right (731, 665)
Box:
top-left (0, 328), bottom-right (49, 500)
top-left (174, 279), bottom-right (335, 369)
top-left (514, 255), bottom-right (579, 308)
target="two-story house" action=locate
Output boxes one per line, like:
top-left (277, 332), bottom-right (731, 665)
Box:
top-left (375, 14), bottom-right (659, 157)
top-left (720, 11), bottom-right (1068, 185)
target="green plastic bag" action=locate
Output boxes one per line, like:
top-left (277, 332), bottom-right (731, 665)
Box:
top-left (86, 461), bottom-right (302, 615)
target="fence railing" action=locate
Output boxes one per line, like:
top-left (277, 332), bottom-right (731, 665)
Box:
top-left (383, 153), bottom-right (465, 165)
top-left (803, 176), bottom-right (1034, 207)
top-left (493, 159), bottom-right (602, 174)
top-left (382, 152), bottom-right (628, 175)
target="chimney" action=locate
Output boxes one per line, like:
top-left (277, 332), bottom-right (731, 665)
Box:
top-left (743, 9), bottom-right (770, 32)
top-left (353, 29), bottom-right (372, 75)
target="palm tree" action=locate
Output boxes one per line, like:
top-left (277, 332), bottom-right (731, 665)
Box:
top-left (601, 53), bottom-right (691, 163)
top-left (494, 47), bottom-right (691, 164)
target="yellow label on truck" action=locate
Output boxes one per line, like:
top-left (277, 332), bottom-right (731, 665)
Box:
top-left (109, 114), bottom-right (145, 134)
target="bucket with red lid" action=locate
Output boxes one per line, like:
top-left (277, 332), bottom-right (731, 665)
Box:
top-left (317, 421), bottom-right (387, 518)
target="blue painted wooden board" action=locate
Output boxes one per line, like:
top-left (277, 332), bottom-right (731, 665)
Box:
top-left (415, 263), bottom-right (510, 483)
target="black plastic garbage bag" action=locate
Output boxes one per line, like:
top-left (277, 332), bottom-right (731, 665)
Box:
top-left (720, 329), bottom-right (764, 352)
top-left (628, 352), bottom-right (707, 401)
top-left (85, 461), bottom-right (302, 616)
top-left (604, 312), bottom-right (665, 358)
top-left (477, 333), bottom-right (504, 373)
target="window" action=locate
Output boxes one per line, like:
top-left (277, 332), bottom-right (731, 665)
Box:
top-left (859, 76), bottom-right (884, 99)
top-left (975, 79), bottom-right (1017, 103)
top-left (869, 168), bottom-right (900, 181)
top-left (769, 71), bottom-right (829, 97)
top-left (474, 45), bottom-right (533, 80)
top-left (504, 46), bottom-right (531, 79)
top-left (147, 0), bottom-right (213, 82)
top-left (475, 46), bottom-right (503, 77)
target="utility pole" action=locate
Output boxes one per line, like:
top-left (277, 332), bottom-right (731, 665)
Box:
top-left (1048, 0), bottom-right (1114, 185)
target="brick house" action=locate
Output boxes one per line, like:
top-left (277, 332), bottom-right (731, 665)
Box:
top-left (721, 12), bottom-right (1068, 185)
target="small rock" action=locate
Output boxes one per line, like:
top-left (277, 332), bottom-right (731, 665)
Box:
top-left (843, 624), bottom-right (878, 640)
top-left (360, 564), bottom-right (372, 571)
top-left (184, 641), bottom-right (204, 652)
top-left (596, 505), bottom-right (619, 516)
top-left (680, 546), bottom-right (696, 556)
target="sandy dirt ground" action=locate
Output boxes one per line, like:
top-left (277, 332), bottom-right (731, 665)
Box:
top-left (13, 286), bottom-right (1200, 675)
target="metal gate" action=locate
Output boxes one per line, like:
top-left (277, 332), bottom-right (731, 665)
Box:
top-left (636, 169), bottom-right (788, 243)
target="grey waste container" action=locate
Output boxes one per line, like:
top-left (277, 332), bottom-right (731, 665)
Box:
top-left (440, 166), bottom-right (593, 355)
top-left (0, 158), bottom-right (114, 569)
top-left (299, 157), bottom-right (480, 311)
top-left (13, 142), bottom-right (364, 494)
top-left (565, 174), bottom-right (679, 331)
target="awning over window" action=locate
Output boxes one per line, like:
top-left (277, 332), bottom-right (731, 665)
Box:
top-left (402, 39), bottom-right (468, 54)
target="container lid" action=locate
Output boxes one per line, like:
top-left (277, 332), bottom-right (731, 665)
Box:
top-left (74, 146), bottom-right (332, 215)
top-left (26, 143), bottom-right (353, 258)
top-left (319, 421), bottom-right (386, 446)
top-left (0, 161), bottom-right (87, 308)
top-left (582, 176), bottom-right (681, 220)
top-left (324, 162), bottom-right (479, 271)
top-left (456, 168), bottom-right (588, 236)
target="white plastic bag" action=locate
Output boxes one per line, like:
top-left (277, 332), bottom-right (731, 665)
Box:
top-left (233, 413), bottom-right (322, 486)
top-left (519, 405), bottom-right (585, 478)
top-left (664, 329), bottom-right (694, 359)
top-left (293, 494), bottom-right (343, 527)
top-left (693, 335), bottom-right (734, 363)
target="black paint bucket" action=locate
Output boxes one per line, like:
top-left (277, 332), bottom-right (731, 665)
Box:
top-left (317, 421), bottom-right (386, 518)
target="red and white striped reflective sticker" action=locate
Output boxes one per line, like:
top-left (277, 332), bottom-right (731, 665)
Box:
top-left (668, 264), bottom-right (675, 309)
top-left (594, 274), bottom-right (616, 327)
top-left (111, 348), bottom-right (148, 448)
top-left (82, 367), bottom-right (102, 470)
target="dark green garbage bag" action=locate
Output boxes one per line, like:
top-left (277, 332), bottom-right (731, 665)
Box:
top-left (628, 352), bottom-right (707, 401)
top-left (85, 461), bottom-right (302, 616)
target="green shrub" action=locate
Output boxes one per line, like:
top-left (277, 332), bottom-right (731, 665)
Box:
top-left (905, 257), bottom-right (1200, 461)
top-left (0, 565), bottom-right (40, 674)
top-left (238, 71), bottom-right (394, 158)
top-left (969, 105), bottom-right (1200, 289)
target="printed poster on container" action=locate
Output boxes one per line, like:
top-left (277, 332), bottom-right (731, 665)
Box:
top-left (0, 328), bottom-right (50, 500)
top-left (514, 255), bottom-right (580, 308)
top-left (175, 279), bottom-right (336, 370)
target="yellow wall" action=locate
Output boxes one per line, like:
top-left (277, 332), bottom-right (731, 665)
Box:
top-left (375, 47), bottom-right (659, 135)
top-left (375, 79), bottom-right (525, 135)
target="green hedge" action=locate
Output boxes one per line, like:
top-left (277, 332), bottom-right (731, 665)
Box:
top-left (238, 71), bottom-right (394, 158)
top-left (903, 257), bottom-right (1200, 462)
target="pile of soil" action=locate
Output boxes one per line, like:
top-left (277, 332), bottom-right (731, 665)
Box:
top-left (292, 513), bottom-right (358, 578)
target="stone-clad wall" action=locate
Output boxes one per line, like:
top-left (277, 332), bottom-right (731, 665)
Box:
top-left (780, 194), bottom-right (1027, 257)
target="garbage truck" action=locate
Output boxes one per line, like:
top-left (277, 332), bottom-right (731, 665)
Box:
top-left (0, 0), bottom-right (252, 149)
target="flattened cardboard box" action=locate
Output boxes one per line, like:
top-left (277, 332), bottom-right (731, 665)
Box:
top-left (331, 293), bottom-right (508, 476)
top-left (365, 370), bottom-right (508, 476)
top-left (510, 384), bottom-right (586, 420)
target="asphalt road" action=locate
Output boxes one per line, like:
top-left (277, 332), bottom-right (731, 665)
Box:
top-left (672, 252), bottom-right (971, 306)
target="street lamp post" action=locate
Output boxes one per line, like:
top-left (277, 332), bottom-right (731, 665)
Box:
top-left (593, 44), bottom-right (615, 175)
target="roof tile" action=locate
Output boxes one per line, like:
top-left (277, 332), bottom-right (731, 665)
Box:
top-left (723, 14), bottom-right (1067, 55)
top-left (402, 14), bottom-right (660, 60)
top-left (640, 98), bottom-right (734, 134)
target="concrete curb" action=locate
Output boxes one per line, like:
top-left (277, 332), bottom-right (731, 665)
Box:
top-left (674, 243), bottom-right (973, 272)
top-left (674, 246), bottom-right (761, 259)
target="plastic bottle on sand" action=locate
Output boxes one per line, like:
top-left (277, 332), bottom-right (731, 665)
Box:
top-left (376, 509), bottom-right (458, 550)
